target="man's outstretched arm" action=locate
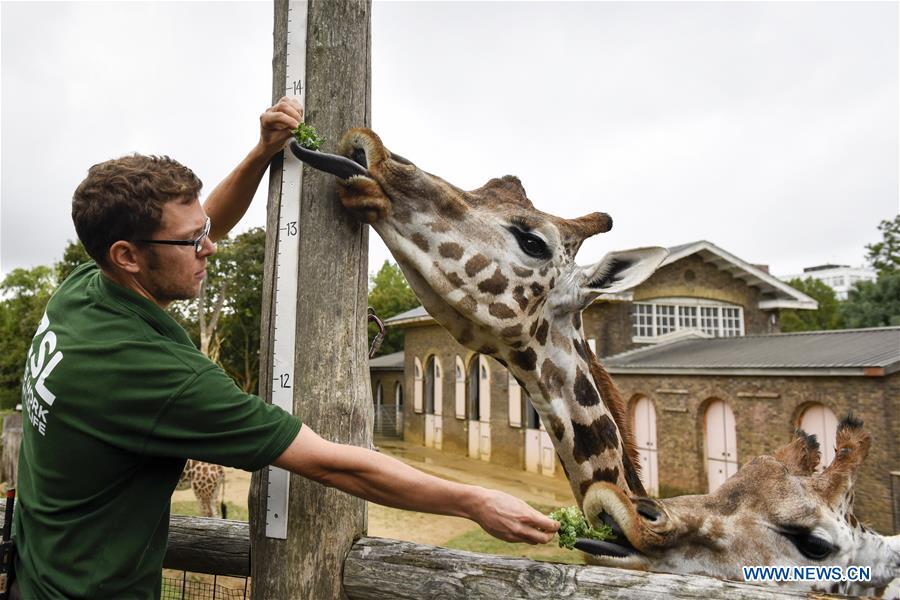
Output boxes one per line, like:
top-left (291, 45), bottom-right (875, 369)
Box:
top-left (204, 96), bottom-right (303, 241)
top-left (273, 425), bottom-right (560, 545)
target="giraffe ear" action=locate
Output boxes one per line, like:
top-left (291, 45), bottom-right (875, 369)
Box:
top-left (578, 247), bottom-right (668, 305)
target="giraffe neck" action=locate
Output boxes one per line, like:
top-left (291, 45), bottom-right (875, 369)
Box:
top-left (502, 315), bottom-right (636, 506)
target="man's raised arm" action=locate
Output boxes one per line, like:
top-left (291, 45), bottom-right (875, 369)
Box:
top-left (204, 96), bottom-right (303, 241)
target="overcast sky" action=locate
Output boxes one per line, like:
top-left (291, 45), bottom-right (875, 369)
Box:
top-left (2, 1), bottom-right (898, 284)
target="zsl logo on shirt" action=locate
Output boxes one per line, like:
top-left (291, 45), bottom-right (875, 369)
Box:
top-left (22, 313), bottom-right (64, 436)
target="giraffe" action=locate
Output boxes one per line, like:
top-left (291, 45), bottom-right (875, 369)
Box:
top-left (290, 129), bottom-right (899, 593)
top-left (176, 460), bottom-right (227, 519)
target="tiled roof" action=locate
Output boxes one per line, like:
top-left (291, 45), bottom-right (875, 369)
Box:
top-left (368, 351), bottom-right (404, 370)
top-left (604, 327), bottom-right (900, 376)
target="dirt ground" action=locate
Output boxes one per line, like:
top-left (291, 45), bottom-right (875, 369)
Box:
top-left (171, 438), bottom-right (575, 546)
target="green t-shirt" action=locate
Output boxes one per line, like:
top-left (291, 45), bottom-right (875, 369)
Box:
top-left (14, 262), bottom-right (302, 599)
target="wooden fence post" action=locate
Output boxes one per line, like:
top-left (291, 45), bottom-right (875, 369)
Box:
top-left (1, 413), bottom-right (23, 487)
top-left (249, 0), bottom-right (372, 598)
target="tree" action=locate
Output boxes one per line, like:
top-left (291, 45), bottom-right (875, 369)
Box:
top-left (0, 266), bottom-right (57, 408)
top-left (367, 261), bottom-right (419, 356)
top-left (214, 228), bottom-right (266, 393)
top-left (779, 277), bottom-right (844, 332)
top-left (841, 273), bottom-right (900, 328)
top-left (55, 240), bottom-right (92, 284)
top-left (864, 215), bottom-right (900, 278)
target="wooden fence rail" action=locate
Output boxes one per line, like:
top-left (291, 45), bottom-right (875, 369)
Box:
top-left (0, 508), bottom-right (842, 598)
top-left (152, 516), bottom-right (838, 599)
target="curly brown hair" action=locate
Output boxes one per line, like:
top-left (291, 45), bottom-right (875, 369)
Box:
top-left (72, 154), bottom-right (203, 267)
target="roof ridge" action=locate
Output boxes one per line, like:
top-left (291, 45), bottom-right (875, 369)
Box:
top-left (736, 326), bottom-right (900, 340)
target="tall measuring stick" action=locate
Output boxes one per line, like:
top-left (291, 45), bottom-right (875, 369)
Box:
top-left (252, 1), bottom-right (371, 596)
top-left (265, 0), bottom-right (307, 540)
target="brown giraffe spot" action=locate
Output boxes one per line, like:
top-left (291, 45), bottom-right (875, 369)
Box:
top-left (478, 267), bottom-right (509, 295)
top-left (428, 221), bottom-right (452, 233)
top-left (539, 265), bottom-right (550, 276)
top-left (488, 302), bottom-right (516, 319)
top-left (436, 194), bottom-right (467, 220)
top-left (540, 358), bottom-right (566, 396)
top-left (572, 312), bottom-right (582, 329)
top-left (465, 254), bottom-right (490, 277)
top-left (530, 282), bottom-right (545, 296)
top-left (529, 319), bottom-right (539, 337)
top-left (549, 277), bottom-right (555, 288)
top-left (620, 449), bottom-right (646, 497)
top-left (501, 324), bottom-right (523, 338)
top-left (412, 233), bottom-right (430, 252)
top-left (511, 347), bottom-right (538, 371)
top-left (572, 415), bottom-right (619, 463)
top-left (548, 413), bottom-right (566, 442)
top-left (445, 271), bottom-right (465, 288)
top-left (459, 295), bottom-right (477, 314)
top-left (477, 345), bottom-right (497, 355)
top-left (438, 242), bottom-right (464, 260)
top-left (535, 319), bottom-right (549, 345)
top-left (457, 328), bottom-right (474, 345)
top-left (512, 265), bottom-right (534, 277)
top-left (512, 286), bottom-right (529, 310)
top-left (580, 467), bottom-right (620, 497)
top-left (573, 338), bottom-right (589, 362)
top-left (393, 207), bottom-right (413, 224)
top-left (527, 297), bottom-right (544, 316)
top-left (574, 368), bottom-right (600, 407)
top-left (551, 328), bottom-right (570, 352)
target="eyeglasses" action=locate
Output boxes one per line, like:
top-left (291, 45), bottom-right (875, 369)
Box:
top-left (136, 217), bottom-right (211, 254)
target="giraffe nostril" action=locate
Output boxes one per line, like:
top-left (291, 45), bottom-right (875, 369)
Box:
top-left (352, 148), bottom-right (368, 170)
top-left (635, 499), bottom-right (662, 522)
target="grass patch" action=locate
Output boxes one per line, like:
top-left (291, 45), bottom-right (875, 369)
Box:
top-left (170, 500), bottom-right (248, 521)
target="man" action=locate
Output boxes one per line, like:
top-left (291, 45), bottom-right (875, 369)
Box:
top-left (12, 97), bottom-right (558, 599)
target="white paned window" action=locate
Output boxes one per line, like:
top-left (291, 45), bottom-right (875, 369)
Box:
top-left (700, 306), bottom-right (719, 336)
top-left (656, 305), bottom-right (676, 335)
top-left (633, 304), bottom-right (654, 337)
top-left (678, 306), bottom-right (697, 329)
top-left (721, 307), bottom-right (742, 337)
top-left (633, 300), bottom-right (743, 340)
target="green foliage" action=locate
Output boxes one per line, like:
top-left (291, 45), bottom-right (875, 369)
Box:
top-left (55, 240), bottom-right (91, 284)
top-left (367, 261), bottom-right (419, 356)
top-left (549, 505), bottom-right (614, 550)
top-left (780, 277), bottom-right (844, 332)
top-left (0, 266), bottom-right (57, 408)
top-left (292, 123), bottom-right (325, 151)
top-left (841, 273), bottom-right (900, 328)
top-left (864, 215), bottom-right (900, 278)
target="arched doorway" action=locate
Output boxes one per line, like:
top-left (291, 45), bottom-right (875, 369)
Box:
top-left (466, 355), bottom-right (491, 461)
top-left (632, 396), bottom-right (659, 497)
top-left (524, 397), bottom-right (555, 476)
top-left (704, 400), bottom-right (738, 493)
top-left (799, 403), bottom-right (838, 471)
top-left (423, 355), bottom-right (443, 450)
top-left (394, 382), bottom-right (403, 435)
top-left (374, 382), bottom-right (384, 433)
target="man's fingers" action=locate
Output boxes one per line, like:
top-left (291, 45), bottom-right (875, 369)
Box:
top-left (272, 96), bottom-right (304, 122)
top-left (261, 111), bottom-right (300, 131)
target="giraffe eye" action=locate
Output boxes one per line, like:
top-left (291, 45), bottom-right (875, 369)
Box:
top-left (782, 531), bottom-right (835, 560)
top-left (508, 227), bottom-right (550, 259)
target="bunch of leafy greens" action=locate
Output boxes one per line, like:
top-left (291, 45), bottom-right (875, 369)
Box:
top-left (292, 123), bottom-right (325, 151)
top-left (550, 506), bottom-right (615, 550)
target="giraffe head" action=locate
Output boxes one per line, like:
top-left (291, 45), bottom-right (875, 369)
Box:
top-left (295, 128), bottom-right (666, 503)
top-left (296, 128), bottom-right (666, 355)
top-left (578, 416), bottom-right (899, 595)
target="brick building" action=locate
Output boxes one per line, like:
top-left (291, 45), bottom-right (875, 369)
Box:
top-left (368, 241), bottom-right (900, 533)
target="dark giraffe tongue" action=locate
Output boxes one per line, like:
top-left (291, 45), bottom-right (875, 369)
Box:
top-left (289, 141), bottom-right (370, 180)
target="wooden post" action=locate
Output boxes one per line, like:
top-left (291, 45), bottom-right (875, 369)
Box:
top-left (1, 413), bottom-right (22, 486)
top-left (249, 0), bottom-right (372, 598)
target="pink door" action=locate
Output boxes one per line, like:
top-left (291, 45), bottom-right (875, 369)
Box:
top-left (705, 400), bottom-right (738, 493)
top-left (632, 397), bottom-right (659, 496)
top-left (799, 404), bottom-right (838, 470)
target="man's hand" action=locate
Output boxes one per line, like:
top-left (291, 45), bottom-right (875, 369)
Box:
top-left (468, 488), bottom-right (560, 545)
top-left (257, 96), bottom-right (304, 158)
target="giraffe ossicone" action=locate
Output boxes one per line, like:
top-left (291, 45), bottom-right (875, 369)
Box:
top-left (294, 130), bottom-right (898, 593)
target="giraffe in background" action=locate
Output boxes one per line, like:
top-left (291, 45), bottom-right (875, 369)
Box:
top-left (176, 460), bottom-right (227, 519)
